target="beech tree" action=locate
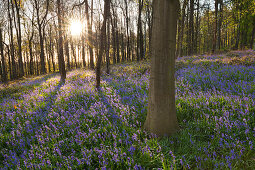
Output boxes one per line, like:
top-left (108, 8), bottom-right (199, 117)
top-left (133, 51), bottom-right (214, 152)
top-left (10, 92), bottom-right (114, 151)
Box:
top-left (144, 0), bottom-right (179, 136)
top-left (57, 0), bottom-right (66, 82)
top-left (95, 0), bottom-right (111, 89)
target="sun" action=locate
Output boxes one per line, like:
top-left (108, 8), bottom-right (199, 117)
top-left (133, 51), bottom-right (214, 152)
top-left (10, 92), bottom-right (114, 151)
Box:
top-left (70, 20), bottom-right (82, 36)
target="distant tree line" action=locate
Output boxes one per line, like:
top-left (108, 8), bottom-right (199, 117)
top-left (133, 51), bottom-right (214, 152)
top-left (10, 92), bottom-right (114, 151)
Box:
top-left (0, 0), bottom-right (254, 83)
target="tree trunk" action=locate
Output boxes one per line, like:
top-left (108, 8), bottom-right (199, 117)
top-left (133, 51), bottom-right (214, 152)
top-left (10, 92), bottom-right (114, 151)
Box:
top-left (83, 0), bottom-right (94, 69)
top-left (65, 36), bottom-right (71, 70)
top-left (57, 0), bottom-right (66, 81)
top-left (116, 26), bottom-right (120, 63)
top-left (250, 24), bottom-right (255, 49)
top-left (137, 0), bottom-right (144, 60)
top-left (144, 0), bottom-right (179, 137)
top-left (29, 39), bottom-right (34, 75)
top-left (14, 0), bottom-right (24, 78)
top-left (0, 28), bottom-right (7, 82)
top-left (212, 0), bottom-right (218, 53)
top-left (124, 0), bottom-right (130, 61)
top-left (111, 16), bottom-right (117, 64)
top-left (96, 0), bottom-right (110, 89)
top-left (188, 0), bottom-right (194, 55)
top-left (217, 0), bottom-right (223, 50)
top-left (106, 20), bottom-right (110, 74)
top-left (177, 0), bottom-right (188, 57)
top-left (8, 0), bottom-right (16, 79)
top-left (194, 0), bottom-right (200, 54)
top-left (70, 37), bottom-right (77, 69)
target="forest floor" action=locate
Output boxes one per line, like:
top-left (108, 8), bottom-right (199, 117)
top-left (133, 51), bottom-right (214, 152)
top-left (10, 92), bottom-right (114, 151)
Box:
top-left (0, 50), bottom-right (255, 169)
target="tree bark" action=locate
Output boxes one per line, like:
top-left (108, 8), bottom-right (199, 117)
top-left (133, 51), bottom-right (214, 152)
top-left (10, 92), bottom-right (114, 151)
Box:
top-left (212, 0), bottom-right (218, 53)
top-left (124, 0), bottom-right (130, 61)
top-left (250, 23), bottom-right (255, 49)
top-left (96, 0), bottom-right (110, 89)
top-left (188, 0), bottom-right (194, 55)
top-left (57, 0), bottom-right (66, 81)
top-left (177, 0), bottom-right (188, 57)
top-left (144, 0), bottom-right (179, 137)
top-left (217, 0), bottom-right (223, 50)
top-left (8, 0), bottom-right (16, 79)
top-left (0, 28), bottom-right (7, 82)
top-left (83, 0), bottom-right (94, 69)
top-left (14, 0), bottom-right (24, 78)
top-left (106, 20), bottom-right (110, 74)
top-left (137, 0), bottom-right (144, 60)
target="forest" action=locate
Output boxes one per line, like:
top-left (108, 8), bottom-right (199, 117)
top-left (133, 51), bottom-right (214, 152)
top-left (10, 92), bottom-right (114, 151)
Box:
top-left (0, 0), bottom-right (254, 169)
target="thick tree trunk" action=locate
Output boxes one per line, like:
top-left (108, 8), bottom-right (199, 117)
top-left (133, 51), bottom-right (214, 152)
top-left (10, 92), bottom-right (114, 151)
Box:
top-left (144, 0), bottom-right (179, 137)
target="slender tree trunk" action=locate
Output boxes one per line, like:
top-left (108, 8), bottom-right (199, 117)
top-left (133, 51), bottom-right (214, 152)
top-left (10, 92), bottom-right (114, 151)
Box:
top-left (0, 28), bottom-right (7, 82)
top-left (7, 46), bottom-right (11, 79)
top-left (137, 0), bottom-right (144, 60)
top-left (111, 16), bottom-right (117, 64)
top-left (64, 35), bottom-right (71, 70)
top-left (194, 0), bottom-right (200, 54)
top-left (124, 0), bottom-right (130, 61)
top-left (121, 33), bottom-right (125, 62)
top-left (217, 0), bottom-right (223, 50)
top-left (116, 26), bottom-right (120, 63)
top-left (250, 24), bottom-right (255, 49)
top-left (29, 40), bottom-right (34, 75)
top-left (8, 0), bottom-right (16, 79)
top-left (96, 0), bottom-right (110, 89)
top-left (177, 0), bottom-right (188, 57)
top-left (83, 0), bottom-right (94, 69)
top-left (188, 0), bottom-right (194, 55)
top-left (212, 0), bottom-right (218, 53)
top-left (57, 0), bottom-right (66, 81)
top-left (106, 20), bottom-right (110, 74)
top-left (14, 0), bottom-right (24, 78)
top-left (147, 3), bottom-right (153, 58)
top-left (144, 0), bottom-right (179, 137)
top-left (235, 23), bottom-right (240, 50)
top-left (70, 37), bottom-right (77, 68)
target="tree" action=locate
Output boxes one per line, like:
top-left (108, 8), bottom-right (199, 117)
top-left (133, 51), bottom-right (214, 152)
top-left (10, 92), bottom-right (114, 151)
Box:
top-left (0, 27), bottom-right (7, 82)
top-left (144, 0), bottom-right (179, 136)
top-left (13, 0), bottom-right (24, 77)
top-left (95, 0), bottom-right (111, 89)
top-left (57, 0), bottom-right (66, 82)
top-left (137, 0), bottom-right (144, 61)
top-left (33, 0), bottom-right (49, 74)
top-left (7, 0), bottom-right (17, 79)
